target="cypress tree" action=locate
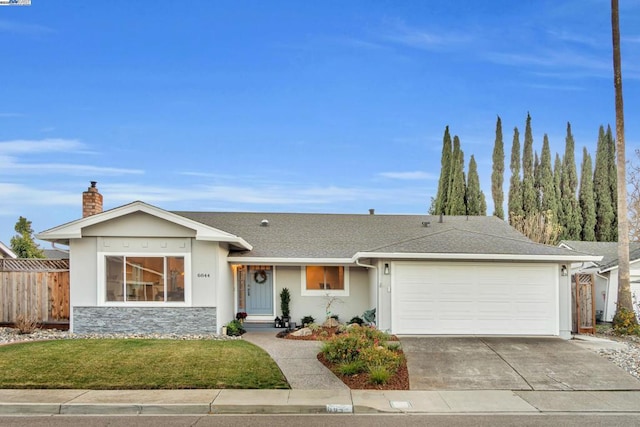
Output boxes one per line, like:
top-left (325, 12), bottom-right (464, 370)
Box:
top-left (447, 136), bottom-right (467, 215)
top-left (594, 125), bottom-right (615, 241)
top-left (534, 151), bottom-right (541, 210)
top-left (554, 153), bottom-right (563, 222)
top-left (433, 126), bottom-right (452, 215)
top-left (522, 113), bottom-right (537, 216)
top-left (491, 116), bottom-right (505, 219)
top-left (508, 127), bottom-right (523, 223)
top-left (560, 122), bottom-right (582, 240)
top-left (539, 134), bottom-right (557, 216)
top-left (579, 147), bottom-right (597, 241)
top-left (607, 125), bottom-right (618, 241)
top-left (466, 155), bottom-right (486, 215)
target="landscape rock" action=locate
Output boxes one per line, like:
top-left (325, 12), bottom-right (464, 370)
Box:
top-left (323, 318), bottom-right (340, 328)
top-left (290, 327), bottom-right (312, 337)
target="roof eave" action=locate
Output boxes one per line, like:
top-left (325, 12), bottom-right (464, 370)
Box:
top-left (352, 252), bottom-right (603, 262)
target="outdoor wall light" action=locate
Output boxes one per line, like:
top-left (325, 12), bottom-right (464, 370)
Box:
top-left (561, 265), bottom-right (568, 276)
top-left (384, 263), bottom-right (390, 275)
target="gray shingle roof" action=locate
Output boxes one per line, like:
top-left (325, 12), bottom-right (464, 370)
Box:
top-left (174, 211), bottom-right (583, 260)
top-left (560, 240), bottom-right (640, 270)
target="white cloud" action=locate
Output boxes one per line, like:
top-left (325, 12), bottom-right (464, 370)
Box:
top-left (0, 138), bottom-right (84, 154)
top-left (378, 171), bottom-right (437, 180)
top-left (382, 21), bottom-right (471, 51)
top-left (0, 138), bottom-right (143, 176)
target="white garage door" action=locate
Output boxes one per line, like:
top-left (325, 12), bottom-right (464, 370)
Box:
top-left (392, 262), bottom-right (558, 335)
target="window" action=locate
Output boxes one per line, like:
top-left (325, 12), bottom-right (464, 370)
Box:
top-left (302, 266), bottom-right (349, 296)
top-left (105, 255), bottom-right (185, 303)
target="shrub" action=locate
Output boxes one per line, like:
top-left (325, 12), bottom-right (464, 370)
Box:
top-left (338, 360), bottom-right (366, 375)
top-left (348, 316), bottom-right (364, 325)
top-left (359, 346), bottom-right (402, 372)
top-left (301, 315), bottom-right (315, 326)
top-left (321, 332), bottom-right (369, 364)
top-left (368, 366), bottom-right (391, 385)
top-left (308, 323), bottom-right (322, 332)
top-left (280, 288), bottom-right (291, 318)
top-left (14, 313), bottom-right (38, 335)
top-left (612, 307), bottom-right (640, 335)
top-left (225, 319), bottom-right (246, 336)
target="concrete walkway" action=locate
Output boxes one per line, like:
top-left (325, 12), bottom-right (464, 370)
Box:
top-left (3, 389), bottom-right (640, 415)
top-left (242, 329), bottom-right (348, 390)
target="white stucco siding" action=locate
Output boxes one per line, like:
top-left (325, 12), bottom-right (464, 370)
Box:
top-left (214, 245), bottom-right (233, 333)
top-left (69, 237), bottom-right (98, 310)
top-left (190, 240), bottom-right (218, 307)
top-left (83, 211), bottom-right (197, 238)
top-left (272, 266), bottom-right (371, 325)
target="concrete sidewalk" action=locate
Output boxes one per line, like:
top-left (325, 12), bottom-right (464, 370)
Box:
top-left (2, 389), bottom-right (640, 415)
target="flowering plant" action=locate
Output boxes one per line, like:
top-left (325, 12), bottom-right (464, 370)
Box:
top-left (236, 312), bottom-right (248, 320)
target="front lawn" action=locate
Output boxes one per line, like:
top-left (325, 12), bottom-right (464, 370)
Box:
top-left (0, 339), bottom-right (289, 389)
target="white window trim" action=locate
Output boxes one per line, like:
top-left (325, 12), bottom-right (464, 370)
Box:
top-left (300, 266), bottom-right (350, 296)
top-left (97, 252), bottom-right (192, 307)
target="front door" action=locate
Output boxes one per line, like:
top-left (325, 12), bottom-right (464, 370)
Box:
top-left (245, 267), bottom-right (273, 316)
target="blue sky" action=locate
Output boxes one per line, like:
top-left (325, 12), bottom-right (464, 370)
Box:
top-left (1, 0), bottom-right (639, 246)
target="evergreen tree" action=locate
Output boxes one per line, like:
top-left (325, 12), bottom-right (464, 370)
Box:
top-left (554, 153), bottom-right (563, 222)
top-left (579, 147), bottom-right (596, 241)
top-left (522, 113), bottom-right (537, 216)
top-left (433, 126), bottom-right (453, 215)
top-left (491, 116), bottom-right (505, 219)
top-left (539, 134), bottom-right (557, 216)
top-left (447, 136), bottom-right (467, 215)
top-left (534, 151), bottom-right (541, 210)
top-left (607, 125), bottom-right (618, 241)
top-left (10, 216), bottom-right (45, 258)
top-left (466, 155), bottom-right (486, 215)
top-left (594, 125), bottom-right (615, 241)
top-left (508, 127), bottom-right (523, 223)
top-left (560, 122), bottom-right (582, 240)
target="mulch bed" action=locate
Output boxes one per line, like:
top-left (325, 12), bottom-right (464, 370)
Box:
top-left (277, 326), bottom-right (409, 390)
top-left (317, 351), bottom-right (410, 390)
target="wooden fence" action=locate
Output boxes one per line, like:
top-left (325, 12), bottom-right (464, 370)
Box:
top-left (0, 258), bottom-right (70, 325)
top-left (572, 273), bottom-right (596, 334)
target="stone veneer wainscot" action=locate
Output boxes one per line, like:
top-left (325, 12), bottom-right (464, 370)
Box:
top-left (73, 307), bottom-right (217, 334)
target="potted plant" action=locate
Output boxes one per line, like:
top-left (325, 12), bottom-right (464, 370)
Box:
top-left (280, 288), bottom-right (291, 327)
top-left (236, 312), bottom-right (247, 325)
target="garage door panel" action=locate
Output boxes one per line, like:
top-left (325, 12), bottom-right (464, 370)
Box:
top-left (392, 262), bottom-right (558, 336)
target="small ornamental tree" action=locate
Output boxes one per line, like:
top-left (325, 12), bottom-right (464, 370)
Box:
top-left (280, 287), bottom-right (291, 319)
top-left (10, 216), bottom-right (45, 259)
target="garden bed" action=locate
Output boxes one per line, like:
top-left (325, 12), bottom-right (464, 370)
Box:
top-left (317, 350), bottom-right (410, 390)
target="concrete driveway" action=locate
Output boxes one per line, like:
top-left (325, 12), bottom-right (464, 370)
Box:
top-left (400, 337), bottom-right (640, 391)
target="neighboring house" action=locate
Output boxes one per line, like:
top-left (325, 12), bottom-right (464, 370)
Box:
top-left (43, 248), bottom-right (70, 260)
top-left (36, 183), bottom-right (599, 338)
top-left (559, 240), bottom-right (640, 322)
top-left (0, 241), bottom-right (17, 259)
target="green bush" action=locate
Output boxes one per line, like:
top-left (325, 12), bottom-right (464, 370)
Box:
top-left (320, 324), bottom-right (404, 384)
top-left (226, 319), bottom-right (246, 336)
top-left (359, 346), bottom-right (402, 371)
top-left (348, 316), bottom-right (364, 326)
top-left (338, 360), bottom-right (366, 375)
top-left (368, 366), bottom-right (391, 385)
top-left (612, 307), bottom-right (640, 335)
top-left (301, 315), bottom-right (315, 325)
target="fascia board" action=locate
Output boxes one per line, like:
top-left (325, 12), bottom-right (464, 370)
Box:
top-left (352, 252), bottom-right (603, 262)
top-left (227, 257), bottom-right (353, 265)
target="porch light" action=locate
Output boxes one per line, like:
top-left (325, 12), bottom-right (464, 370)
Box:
top-left (384, 263), bottom-right (390, 275)
top-left (561, 265), bottom-right (568, 276)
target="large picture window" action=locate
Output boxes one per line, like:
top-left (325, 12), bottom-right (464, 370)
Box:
top-left (105, 255), bottom-right (185, 303)
top-left (302, 266), bottom-right (349, 296)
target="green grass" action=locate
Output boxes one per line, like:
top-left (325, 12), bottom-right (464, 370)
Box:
top-left (0, 339), bottom-right (289, 390)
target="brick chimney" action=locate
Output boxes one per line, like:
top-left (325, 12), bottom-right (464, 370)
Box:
top-left (82, 181), bottom-right (103, 218)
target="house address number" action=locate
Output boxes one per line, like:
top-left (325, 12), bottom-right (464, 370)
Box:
top-left (197, 273), bottom-right (211, 278)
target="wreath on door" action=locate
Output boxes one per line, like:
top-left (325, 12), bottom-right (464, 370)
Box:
top-left (254, 269), bottom-right (268, 284)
